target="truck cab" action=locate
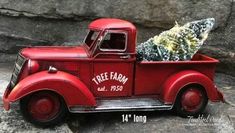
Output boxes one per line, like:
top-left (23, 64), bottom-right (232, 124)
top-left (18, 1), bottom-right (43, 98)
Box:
top-left (3, 18), bottom-right (224, 127)
top-left (87, 18), bottom-right (136, 97)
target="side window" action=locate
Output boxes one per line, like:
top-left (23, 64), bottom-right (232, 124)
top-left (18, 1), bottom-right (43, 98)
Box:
top-left (84, 30), bottom-right (100, 47)
top-left (100, 32), bottom-right (126, 51)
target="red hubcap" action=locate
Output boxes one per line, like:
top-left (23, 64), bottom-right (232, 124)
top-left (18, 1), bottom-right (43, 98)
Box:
top-left (181, 88), bottom-right (203, 112)
top-left (35, 99), bottom-right (53, 114)
top-left (28, 92), bottom-right (60, 121)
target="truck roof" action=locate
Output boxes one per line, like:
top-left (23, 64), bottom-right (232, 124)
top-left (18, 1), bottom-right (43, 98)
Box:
top-left (89, 18), bottom-right (136, 31)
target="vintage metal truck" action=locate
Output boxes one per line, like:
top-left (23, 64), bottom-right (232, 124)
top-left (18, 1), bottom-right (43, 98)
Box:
top-left (3, 18), bottom-right (224, 126)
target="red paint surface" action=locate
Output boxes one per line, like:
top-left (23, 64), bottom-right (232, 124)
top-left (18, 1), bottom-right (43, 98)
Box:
top-left (92, 61), bottom-right (134, 97)
top-left (89, 18), bottom-right (137, 53)
top-left (21, 46), bottom-right (88, 60)
top-left (3, 18), bottom-right (223, 111)
top-left (89, 18), bottom-right (136, 31)
top-left (159, 69), bottom-right (220, 104)
top-left (7, 71), bottom-right (96, 107)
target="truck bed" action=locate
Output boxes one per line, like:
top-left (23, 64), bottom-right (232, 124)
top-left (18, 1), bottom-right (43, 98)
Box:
top-left (134, 54), bottom-right (219, 95)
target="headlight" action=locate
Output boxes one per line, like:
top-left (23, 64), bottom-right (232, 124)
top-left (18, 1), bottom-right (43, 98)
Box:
top-left (28, 60), bottom-right (39, 74)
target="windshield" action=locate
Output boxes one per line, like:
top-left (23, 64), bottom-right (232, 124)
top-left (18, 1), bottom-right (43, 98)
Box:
top-left (84, 30), bottom-right (100, 48)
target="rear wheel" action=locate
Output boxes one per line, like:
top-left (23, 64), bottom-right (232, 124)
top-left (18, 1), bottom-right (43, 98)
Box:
top-left (174, 85), bottom-right (208, 117)
top-left (20, 91), bottom-right (68, 127)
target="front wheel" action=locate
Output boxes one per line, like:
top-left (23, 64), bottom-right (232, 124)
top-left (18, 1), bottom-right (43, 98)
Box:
top-left (174, 86), bottom-right (208, 117)
top-left (20, 91), bottom-right (68, 127)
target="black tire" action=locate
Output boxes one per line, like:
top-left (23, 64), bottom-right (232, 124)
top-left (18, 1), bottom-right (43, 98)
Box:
top-left (20, 91), bottom-right (68, 127)
top-left (174, 85), bottom-right (208, 117)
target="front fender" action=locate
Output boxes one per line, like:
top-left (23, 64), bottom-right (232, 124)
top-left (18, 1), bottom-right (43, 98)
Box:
top-left (160, 70), bottom-right (220, 104)
top-left (7, 71), bottom-right (96, 107)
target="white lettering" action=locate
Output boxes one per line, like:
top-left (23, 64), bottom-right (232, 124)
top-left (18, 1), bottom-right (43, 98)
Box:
top-left (110, 85), bottom-right (123, 91)
top-left (104, 72), bottom-right (109, 80)
top-left (113, 72), bottom-right (118, 80)
top-left (92, 78), bottom-right (98, 85)
top-left (110, 72), bottom-right (114, 79)
top-left (97, 86), bottom-right (106, 91)
top-left (92, 72), bottom-right (129, 85)
top-left (96, 75), bottom-right (102, 83)
top-left (133, 115), bottom-right (147, 123)
top-left (117, 74), bottom-right (123, 81)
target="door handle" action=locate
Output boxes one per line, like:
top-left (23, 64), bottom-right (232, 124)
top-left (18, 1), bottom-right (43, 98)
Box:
top-left (120, 55), bottom-right (131, 59)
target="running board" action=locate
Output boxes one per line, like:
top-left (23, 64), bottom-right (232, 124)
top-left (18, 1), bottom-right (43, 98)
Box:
top-left (69, 98), bottom-right (173, 113)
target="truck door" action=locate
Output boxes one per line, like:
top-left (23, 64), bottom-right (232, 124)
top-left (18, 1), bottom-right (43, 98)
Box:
top-left (92, 30), bottom-right (134, 97)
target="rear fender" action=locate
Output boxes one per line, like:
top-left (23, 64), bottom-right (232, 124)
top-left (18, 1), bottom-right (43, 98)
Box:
top-left (160, 70), bottom-right (220, 104)
top-left (7, 71), bottom-right (96, 107)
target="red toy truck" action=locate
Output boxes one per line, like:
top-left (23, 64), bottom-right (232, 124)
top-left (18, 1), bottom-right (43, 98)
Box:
top-left (3, 18), bottom-right (224, 126)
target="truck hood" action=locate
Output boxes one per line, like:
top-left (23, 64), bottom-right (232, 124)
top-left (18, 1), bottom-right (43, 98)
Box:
top-left (20, 46), bottom-right (88, 60)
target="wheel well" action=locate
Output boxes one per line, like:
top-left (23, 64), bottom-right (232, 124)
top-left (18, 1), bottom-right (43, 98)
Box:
top-left (175, 83), bottom-right (208, 103)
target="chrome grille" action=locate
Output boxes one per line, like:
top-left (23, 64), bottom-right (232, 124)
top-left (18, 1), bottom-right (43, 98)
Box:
top-left (10, 54), bottom-right (26, 88)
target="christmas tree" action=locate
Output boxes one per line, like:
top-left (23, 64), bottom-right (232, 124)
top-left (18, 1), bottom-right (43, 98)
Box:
top-left (136, 18), bottom-right (215, 61)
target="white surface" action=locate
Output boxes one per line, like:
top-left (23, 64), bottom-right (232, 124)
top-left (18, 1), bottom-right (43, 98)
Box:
top-left (0, 80), bottom-right (9, 98)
